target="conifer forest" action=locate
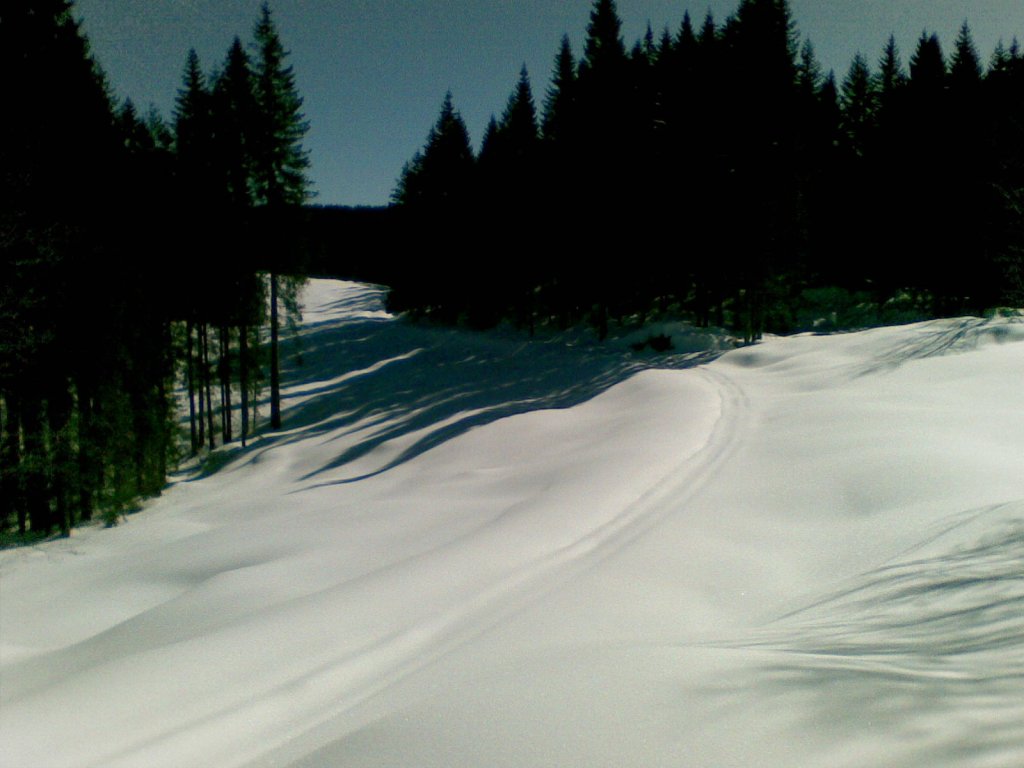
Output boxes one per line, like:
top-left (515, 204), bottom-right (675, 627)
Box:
top-left (388, 0), bottom-right (1024, 338)
top-left (2, 0), bottom-right (1023, 539)
top-left (1, 1), bottom-right (309, 537)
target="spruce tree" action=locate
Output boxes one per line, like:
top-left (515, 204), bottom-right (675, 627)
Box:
top-left (580, 0), bottom-right (626, 74)
top-left (486, 66), bottom-right (541, 328)
top-left (212, 38), bottom-right (258, 209)
top-left (875, 34), bottom-right (908, 118)
top-left (796, 39), bottom-right (823, 97)
top-left (173, 49), bottom-right (213, 455)
top-left (949, 21), bottom-right (982, 89)
top-left (721, 0), bottom-right (802, 341)
top-left (541, 35), bottom-right (577, 143)
top-left (251, 4), bottom-right (310, 208)
top-left (251, 2), bottom-right (311, 431)
top-left (209, 38), bottom-right (260, 444)
top-left (174, 49), bottom-right (213, 183)
top-left (390, 92), bottom-right (476, 321)
top-left (575, 0), bottom-right (633, 338)
top-left (393, 92), bottom-right (475, 209)
top-left (479, 67), bottom-right (539, 203)
top-left (478, 115), bottom-right (501, 169)
top-left (840, 53), bottom-right (875, 156)
top-left (2, 0), bottom-right (183, 534)
top-left (910, 32), bottom-right (946, 91)
top-left (989, 40), bottom-right (1012, 76)
top-left (502, 66), bottom-right (540, 157)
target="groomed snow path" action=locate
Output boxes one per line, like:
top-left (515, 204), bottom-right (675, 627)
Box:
top-left (2, 280), bottom-right (1023, 768)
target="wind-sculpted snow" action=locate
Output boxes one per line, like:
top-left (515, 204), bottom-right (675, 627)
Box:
top-left (2, 281), bottom-right (1023, 768)
top-left (735, 502), bottom-right (1024, 767)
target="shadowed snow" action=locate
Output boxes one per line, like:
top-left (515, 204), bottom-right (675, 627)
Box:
top-left (2, 280), bottom-right (1022, 768)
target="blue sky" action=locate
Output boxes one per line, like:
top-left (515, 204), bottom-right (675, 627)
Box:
top-left (74, 1), bottom-right (1022, 206)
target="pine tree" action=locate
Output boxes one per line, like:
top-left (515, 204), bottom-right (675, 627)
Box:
top-left (173, 49), bottom-right (213, 455)
top-left (478, 115), bottom-right (501, 168)
top-left (580, 0), bottom-right (626, 75)
top-left (208, 38), bottom-right (259, 444)
top-left (251, 2), bottom-right (311, 431)
top-left (393, 92), bottom-right (475, 209)
top-left (699, 10), bottom-right (718, 48)
top-left (721, 0), bottom-right (802, 342)
top-left (2, 0), bottom-right (183, 535)
top-left (910, 32), bottom-right (946, 91)
top-left (989, 40), bottom-right (1012, 76)
top-left (949, 21), bottom-right (982, 90)
top-left (251, 4), bottom-right (310, 208)
top-left (174, 49), bottom-right (212, 179)
top-left (541, 35), bottom-right (577, 143)
top-left (389, 92), bottom-right (476, 321)
top-left (796, 39), bottom-right (823, 100)
top-left (478, 66), bottom-right (540, 203)
top-left (840, 53), bottom-right (875, 156)
top-left (212, 38), bottom-right (258, 209)
top-left (481, 66), bottom-right (541, 328)
top-left (875, 34), bottom-right (907, 118)
top-left (2, 0), bottom-right (109, 535)
top-left (502, 65), bottom-right (540, 158)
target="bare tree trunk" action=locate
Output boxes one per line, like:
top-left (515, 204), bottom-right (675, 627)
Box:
top-left (1, 391), bottom-right (22, 533)
top-left (75, 379), bottom-right (94, 522)
top-left (219, 324), bottom-right (232, 443)
top-left (156, 370), bottom-right (169, 485)
top-left (269, 272), bottom-right (281, 429)
top-left (202, 323), bottom-right (215, 450)
top-left (197, 325), bottom-right (206, 450)
top-left (239, 321), bottom-right (249, 446)
top-left (20, 392), bottom-right (49, 533)
top-left (48, 393), bottom-right (72, 537)
top-left (186, 318), bottom-right (198, 455)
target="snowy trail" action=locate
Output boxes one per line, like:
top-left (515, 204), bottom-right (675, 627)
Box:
top-left (266, 299), bottom-right (1024, 768)
top-left (3, 280), bottom-right (1024, 768)
top-left (235, 369), bottom-right (747, 768)
top-left (238, 365), bottom-right (755, 768)
top-left (0, 281), bottom-right (734, 768)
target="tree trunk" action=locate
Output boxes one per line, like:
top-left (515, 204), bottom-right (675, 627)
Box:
top-left (219, 324), bottom-right (232, 443)
top-left (1, 391), bottom-right (22, 533)
top-left (202, 323), bottom-right (215, 450)
top-left (48, 392), bottom-right (73, 537)
top-left (239, 320), bottom-right (249, 447)
top-left (75, 379), bottom-right (94, 522)
top-left (197, 325), bottom-right (206, 450)
top-left (270, 272), bottom-right (281, 429)
top-left (186, 318), bottom-right (198, 455)
top-left (20, 392), bottom-right (50, 533)
top-left (156, 367), bottom-right (169, 486)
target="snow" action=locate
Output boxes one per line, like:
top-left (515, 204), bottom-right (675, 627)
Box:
top-left (2, 279), bottom-right (1023, 768)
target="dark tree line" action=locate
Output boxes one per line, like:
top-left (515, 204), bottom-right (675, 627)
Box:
top-left (390, 0), bottom-right (1024, 340)
top-left (1, 1), bottom-right (309, 538)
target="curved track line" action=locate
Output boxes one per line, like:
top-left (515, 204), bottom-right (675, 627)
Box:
top-left (230, 365), bottom-right (751, 768)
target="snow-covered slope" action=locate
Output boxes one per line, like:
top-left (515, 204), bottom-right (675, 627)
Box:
top-left (2, 280), bottom-right (1022, 768)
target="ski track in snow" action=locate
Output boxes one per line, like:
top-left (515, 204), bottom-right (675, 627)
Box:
top-left (2, 280), bottom-right (1024, 768)
top-left (224, 363), bottom-right (751, 768)
top-left (0, 281), bottom-right (737, 768)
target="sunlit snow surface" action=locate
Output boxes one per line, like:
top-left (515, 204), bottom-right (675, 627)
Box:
top-left (2, 280), bottom-right (1023, 768)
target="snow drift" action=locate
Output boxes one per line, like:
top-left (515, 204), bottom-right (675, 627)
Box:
top-left (2, 280), bottom-right (1022, 768)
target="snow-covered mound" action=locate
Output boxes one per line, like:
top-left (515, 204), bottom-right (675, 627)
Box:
top-left (2, 280), bottom-right (1022, 768)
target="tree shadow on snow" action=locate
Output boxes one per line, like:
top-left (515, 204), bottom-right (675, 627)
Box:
top-left (854, 315), bottom-right (1024, 378)
top-left (704, 501), bottom-right (1024, 763)
top-left (234, 283), bottom-right (723, 488)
